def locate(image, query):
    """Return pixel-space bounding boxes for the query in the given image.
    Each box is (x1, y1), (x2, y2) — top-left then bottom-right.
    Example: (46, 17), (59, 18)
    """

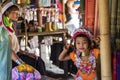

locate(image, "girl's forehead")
(76, 37), (88, 41)
(76, 36), (87, 39)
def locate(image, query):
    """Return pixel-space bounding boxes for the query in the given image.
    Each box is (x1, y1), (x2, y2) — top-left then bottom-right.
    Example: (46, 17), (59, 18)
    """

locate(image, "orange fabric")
(85, 0), (95, 33)
(70, 51), (76, 61)
(91, 49), (100, 59)
(59, 14), (63, 22)
(77, 70), (97, 80)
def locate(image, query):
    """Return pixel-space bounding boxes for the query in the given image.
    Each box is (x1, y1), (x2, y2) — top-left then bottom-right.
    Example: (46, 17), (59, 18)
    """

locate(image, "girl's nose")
(79, 43), (83, 47)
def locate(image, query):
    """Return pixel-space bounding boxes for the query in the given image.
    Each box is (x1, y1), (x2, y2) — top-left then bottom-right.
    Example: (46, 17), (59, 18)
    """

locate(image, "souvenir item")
(12, 66), (41, 80)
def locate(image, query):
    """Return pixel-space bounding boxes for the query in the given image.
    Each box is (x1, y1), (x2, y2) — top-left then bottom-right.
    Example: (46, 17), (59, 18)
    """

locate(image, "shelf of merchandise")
(17, 29), (67, 37)
(17, 29), (69, 75)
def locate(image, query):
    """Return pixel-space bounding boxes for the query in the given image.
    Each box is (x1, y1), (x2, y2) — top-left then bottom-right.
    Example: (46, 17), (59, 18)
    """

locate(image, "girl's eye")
(77, 42), (80, 44)
(83, 41), (87, 44)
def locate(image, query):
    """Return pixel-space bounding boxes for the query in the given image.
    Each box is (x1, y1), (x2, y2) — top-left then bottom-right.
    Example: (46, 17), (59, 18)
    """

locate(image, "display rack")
(18, 29), (67, 37)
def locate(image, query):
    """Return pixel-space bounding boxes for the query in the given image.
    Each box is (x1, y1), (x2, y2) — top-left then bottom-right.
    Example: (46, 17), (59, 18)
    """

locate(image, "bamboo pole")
(62, 0), (65, 29)
(98, 0), (112, 80)
(36, 0), (42, 26)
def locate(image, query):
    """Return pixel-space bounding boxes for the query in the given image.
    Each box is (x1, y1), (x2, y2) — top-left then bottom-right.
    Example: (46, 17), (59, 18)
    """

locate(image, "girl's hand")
(58, 42), (71, 61)
(64, 39), (71, 50)
(64, 43), (70, 51)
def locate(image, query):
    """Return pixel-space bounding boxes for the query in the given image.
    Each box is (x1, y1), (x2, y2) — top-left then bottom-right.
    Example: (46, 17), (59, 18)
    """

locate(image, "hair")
(74, 34), (91, 49)
(3, 5), (19, 16)
(29, 20), (34, 25)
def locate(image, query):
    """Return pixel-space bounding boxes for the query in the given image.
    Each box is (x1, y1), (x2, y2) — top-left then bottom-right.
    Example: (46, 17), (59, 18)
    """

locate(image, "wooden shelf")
(17, 29), (67, 37)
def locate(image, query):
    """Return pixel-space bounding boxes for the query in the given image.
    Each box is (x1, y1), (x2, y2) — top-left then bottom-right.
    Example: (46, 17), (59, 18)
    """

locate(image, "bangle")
(15, 58), (23, 65)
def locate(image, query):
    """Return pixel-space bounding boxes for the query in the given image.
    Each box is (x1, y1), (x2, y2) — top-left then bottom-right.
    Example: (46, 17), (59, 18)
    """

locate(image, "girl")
(59, 27), (99, 80)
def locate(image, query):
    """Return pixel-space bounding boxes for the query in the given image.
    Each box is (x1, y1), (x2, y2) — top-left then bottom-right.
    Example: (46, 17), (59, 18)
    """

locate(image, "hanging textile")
(79, 0), (85, 25)
(110, 0), (120, 50)
(94, 0), (100, 37)
(51, 0), (56, 5)
(116, 0), (120, 39)
(110, 0), (117, 50)
(110, 0), (120, 79)
(112, 52), (116, 80)
(39, 0), (51, 7)
(85, 0), (95, 33)
(116, 50), (120, 80)
(56, 0), (63, 23)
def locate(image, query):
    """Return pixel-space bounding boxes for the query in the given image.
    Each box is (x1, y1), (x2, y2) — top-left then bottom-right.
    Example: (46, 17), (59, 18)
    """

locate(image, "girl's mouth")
(79, 48), (84, 50)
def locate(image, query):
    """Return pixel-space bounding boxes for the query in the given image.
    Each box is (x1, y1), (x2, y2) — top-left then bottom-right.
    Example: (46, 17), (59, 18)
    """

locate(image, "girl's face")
(8, 10), (19, 21)
(75, 37), (89, 52)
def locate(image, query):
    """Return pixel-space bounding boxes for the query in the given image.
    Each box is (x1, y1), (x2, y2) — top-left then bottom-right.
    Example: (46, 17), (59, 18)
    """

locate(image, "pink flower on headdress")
(72, 26), (93, 41)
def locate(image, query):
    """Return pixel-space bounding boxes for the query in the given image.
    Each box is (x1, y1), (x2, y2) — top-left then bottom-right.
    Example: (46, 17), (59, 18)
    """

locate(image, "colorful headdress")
(72, 26), (93, 41)
(1, 1), (14, 14)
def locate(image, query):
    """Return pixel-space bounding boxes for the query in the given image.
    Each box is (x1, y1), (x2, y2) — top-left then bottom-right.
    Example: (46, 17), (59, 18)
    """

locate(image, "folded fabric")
(12, 66), (41, 80)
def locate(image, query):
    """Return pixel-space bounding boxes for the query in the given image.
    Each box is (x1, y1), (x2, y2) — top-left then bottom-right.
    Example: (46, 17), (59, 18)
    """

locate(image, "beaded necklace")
(74, 50), (96, 74)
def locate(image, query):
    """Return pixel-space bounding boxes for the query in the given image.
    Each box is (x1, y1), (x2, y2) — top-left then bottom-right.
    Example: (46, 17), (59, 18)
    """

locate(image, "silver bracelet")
(15, 58), (23, 65)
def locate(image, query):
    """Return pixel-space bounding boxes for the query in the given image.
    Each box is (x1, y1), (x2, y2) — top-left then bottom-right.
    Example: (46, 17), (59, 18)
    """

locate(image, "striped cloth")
(110, 0), (120, 50)
(85, 0), (95, 33)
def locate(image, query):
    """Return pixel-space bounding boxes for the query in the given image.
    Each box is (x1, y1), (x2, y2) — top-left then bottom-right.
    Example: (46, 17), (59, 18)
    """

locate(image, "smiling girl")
(58, 26), (99, 80)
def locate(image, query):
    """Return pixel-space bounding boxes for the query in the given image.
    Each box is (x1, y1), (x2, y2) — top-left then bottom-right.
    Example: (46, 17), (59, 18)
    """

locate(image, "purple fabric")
(12, 67), (41, 80)
(116, 50), (120, 80)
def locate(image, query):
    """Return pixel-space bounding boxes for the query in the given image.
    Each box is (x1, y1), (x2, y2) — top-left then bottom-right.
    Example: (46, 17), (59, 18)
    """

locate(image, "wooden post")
(99, 0), (112, 80)
(36, 0), (42, 26)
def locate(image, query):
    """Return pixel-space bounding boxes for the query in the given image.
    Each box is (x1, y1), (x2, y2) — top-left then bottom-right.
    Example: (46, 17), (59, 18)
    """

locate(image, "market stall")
(0, 0), (118, 80)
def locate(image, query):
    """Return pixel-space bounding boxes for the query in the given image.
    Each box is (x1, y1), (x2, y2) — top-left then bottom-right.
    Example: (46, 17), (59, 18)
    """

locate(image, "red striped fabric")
(85, 0), (95, 33)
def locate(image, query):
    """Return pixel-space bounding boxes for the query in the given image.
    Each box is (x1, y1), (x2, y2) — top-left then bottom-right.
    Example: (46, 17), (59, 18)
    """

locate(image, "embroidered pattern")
(74, 52), (96, 75)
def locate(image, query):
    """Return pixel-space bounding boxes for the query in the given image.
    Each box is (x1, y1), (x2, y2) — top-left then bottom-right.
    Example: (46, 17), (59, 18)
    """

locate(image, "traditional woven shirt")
(70, 49), (99, 80)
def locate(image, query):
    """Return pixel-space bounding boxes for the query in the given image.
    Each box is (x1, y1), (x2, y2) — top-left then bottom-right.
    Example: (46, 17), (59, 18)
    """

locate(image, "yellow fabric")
(16, 63), (34, 73)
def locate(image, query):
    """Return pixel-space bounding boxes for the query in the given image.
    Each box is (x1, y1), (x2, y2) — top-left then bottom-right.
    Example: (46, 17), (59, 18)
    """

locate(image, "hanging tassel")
(26, 0), (30, 5)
